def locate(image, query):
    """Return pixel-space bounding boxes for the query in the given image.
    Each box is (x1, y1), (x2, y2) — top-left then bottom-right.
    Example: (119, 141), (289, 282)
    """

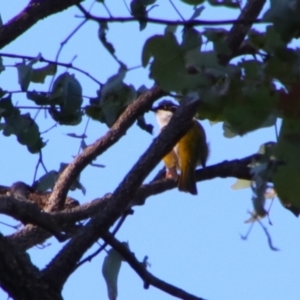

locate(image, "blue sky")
(1, 1), (300, 300)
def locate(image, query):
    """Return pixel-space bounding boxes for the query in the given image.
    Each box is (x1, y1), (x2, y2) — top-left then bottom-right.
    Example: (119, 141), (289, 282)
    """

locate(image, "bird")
(152, 100), (208, 195)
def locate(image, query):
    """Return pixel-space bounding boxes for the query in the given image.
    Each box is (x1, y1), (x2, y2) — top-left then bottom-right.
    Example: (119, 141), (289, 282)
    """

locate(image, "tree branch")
(46, 86), (166, 212)
(0, 52), (102, 86)
(0, 194), (68, 241)
(5, 154), (257, 250)
(102, 232), (206, 300)
(0, 234), (62, 300)
(0, 0), (84, 50)
(41, 100), (201, 289)
(77, 4), (265, 27)
(219, 0), (267, 64)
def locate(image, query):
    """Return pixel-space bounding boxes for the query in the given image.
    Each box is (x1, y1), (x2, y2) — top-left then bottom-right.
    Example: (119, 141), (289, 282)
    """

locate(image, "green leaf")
(140, 0), (156, 4)
(185, 50), (237, 78)
(263, 0), (300, 43)
(137, 115), (153, 134)
(98, 22), (115, 55)
(181, 27), (202, 54)
(202, 28), (230, 55)
(59, 163), (86, 194)
(31, 63), (57, 83)
(49, 72), (83, 125)
(190, 5), (205, 20)
(222, 121), (238, 138)
(49, 107), (83, 125)
(272, 118), (300, 215)
(16, 61), (33, 91)
(0, 89), (6, 98)
(66, 133), (87, 139)
(142, 32), (208, 92)
(102, 243), (128, 300)
(264, 49), (300, 85)
(130, 0), (156, 30)
(27, 91), (59, 106)
(15, 54), (41, 91)
(90, 162), (105, 168)
(33, 171), (59, 192)
(222, 80), (278, 135)
(2, 113), (45, 153)
(0, 95), (20, 118)
(100, 67), (127, 100)
(207, 0), (239, 8)
(86, 68), (136, 127)
(0, 56), (5, 74)
(50, 72), (83, 114)
(231, 179), (251, 190)
(180, 0), (205, 5)
(81, 139), (87, 150)
(130, 0), (147, 31)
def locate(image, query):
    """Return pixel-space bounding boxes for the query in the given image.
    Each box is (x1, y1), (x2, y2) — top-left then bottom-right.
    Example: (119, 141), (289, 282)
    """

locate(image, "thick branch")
(46, 86), (165, 211)
(0, 234), (62, 300)
(102, 232), (205, 300)
(0, 195), (68, 241)
(6, 154), (256, 250)
(42, 100), (200, 288)
(219, 0), (267, 64)
(0, 0), (83, 50)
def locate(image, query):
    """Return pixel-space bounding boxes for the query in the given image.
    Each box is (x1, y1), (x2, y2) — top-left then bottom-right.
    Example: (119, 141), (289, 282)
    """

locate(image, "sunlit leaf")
(31, 63), (57, 83)
(15, 54), (41, 91)
(33, 171), (59, 192)
(59, 162), (86, 194)
(102, 243), (128, 300)
(272, 118), (300, 216)
(231, 179), (251, 190)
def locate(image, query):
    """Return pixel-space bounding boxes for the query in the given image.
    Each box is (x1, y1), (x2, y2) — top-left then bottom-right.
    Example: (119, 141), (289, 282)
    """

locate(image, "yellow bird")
(152, 100), (208, 195)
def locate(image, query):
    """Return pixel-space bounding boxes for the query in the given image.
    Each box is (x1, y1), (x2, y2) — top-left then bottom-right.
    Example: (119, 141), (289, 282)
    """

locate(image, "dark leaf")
(33, 171), (59, 192)
(31, 63), (57, 83)
(137, 115), (153, 134)
(98, 22), (115, 55)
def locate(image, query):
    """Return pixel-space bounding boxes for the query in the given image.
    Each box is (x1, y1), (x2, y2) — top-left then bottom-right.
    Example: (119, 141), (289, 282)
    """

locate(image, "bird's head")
(151, 100), (178, 128)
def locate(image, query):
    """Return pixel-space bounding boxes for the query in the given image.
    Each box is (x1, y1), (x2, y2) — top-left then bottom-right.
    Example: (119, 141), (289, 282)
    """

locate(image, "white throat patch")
(155, 110), (174, 128)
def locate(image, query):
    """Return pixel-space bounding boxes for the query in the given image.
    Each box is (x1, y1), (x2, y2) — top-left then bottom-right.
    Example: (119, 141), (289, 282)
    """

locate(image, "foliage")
(0, 0), (300, 299)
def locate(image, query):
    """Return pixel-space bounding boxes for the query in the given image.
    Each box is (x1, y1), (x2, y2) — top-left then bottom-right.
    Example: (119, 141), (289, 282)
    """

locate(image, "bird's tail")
(178, 167), (197, 195)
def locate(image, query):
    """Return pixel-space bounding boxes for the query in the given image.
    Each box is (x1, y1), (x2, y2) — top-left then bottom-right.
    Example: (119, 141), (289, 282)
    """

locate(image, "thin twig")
(169, 0), (185, 21)
(102, 233), (206, 300)
(0, 53), (102, 86)
(76, 5), (265, 27)
(77, 117), (90, 155)
(75, 210), (133, 269)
